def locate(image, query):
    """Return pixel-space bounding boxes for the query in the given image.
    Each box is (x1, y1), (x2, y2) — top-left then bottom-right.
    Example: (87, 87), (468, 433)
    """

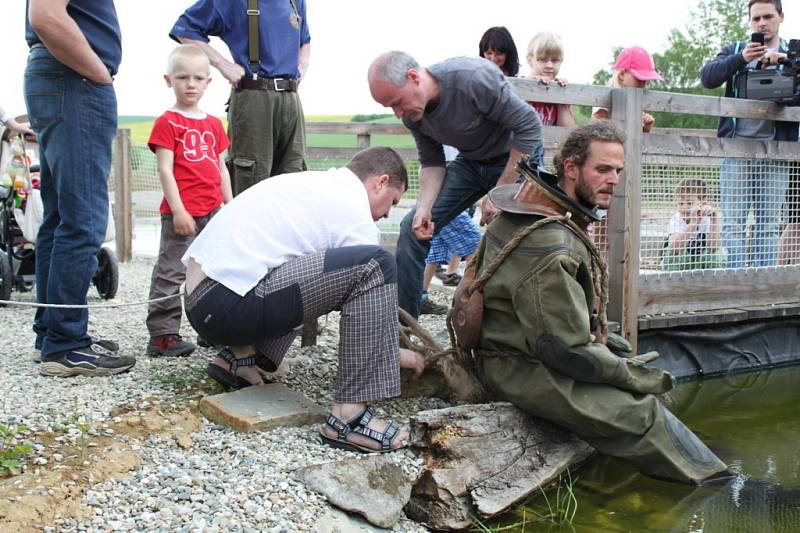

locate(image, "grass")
(0, 424), (33, 476)
(472, 471), (580, 532)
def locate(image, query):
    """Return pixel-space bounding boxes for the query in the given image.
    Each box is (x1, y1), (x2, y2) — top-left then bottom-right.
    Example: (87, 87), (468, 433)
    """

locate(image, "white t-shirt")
(667, 212), (710, 237)
(183, 167), (379, 296)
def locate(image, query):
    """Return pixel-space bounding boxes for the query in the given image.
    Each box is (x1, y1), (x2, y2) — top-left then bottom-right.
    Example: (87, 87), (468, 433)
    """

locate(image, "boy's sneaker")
(146, 334), (196, 357)
(197, 336), (215, 348)
(434, 265), (448, 281)
(442, 273), (463, 287)
(33, 338), (120, 363)
(420, 298), (448, 315)
(40, 344), (135, 377)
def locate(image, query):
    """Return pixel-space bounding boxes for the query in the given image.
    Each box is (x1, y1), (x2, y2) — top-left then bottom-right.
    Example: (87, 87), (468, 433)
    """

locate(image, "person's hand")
(762, 50), (787, 67)
(412, 208), (434, 240)
(173, 210), (197, 236)
(553, 77), (569, 87)
(399, 348), (426, 378)
(218, 59), (246, 86)
(742, 42), (767, 63)
(479, 196), (499, 226)
(696, 202), (716, 219)
(642, 112), (655, 133)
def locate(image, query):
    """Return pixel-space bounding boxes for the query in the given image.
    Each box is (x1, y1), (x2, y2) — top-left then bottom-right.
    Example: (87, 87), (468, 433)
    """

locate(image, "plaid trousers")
(185, 245), (400, 403)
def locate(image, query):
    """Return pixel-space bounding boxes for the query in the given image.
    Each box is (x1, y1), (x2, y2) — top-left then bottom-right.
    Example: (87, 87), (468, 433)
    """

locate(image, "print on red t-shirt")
(147, 110), (231, 216)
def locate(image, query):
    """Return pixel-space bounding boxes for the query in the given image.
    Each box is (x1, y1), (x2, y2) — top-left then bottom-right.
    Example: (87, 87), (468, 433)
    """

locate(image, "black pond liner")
(639, 316), (800, 382)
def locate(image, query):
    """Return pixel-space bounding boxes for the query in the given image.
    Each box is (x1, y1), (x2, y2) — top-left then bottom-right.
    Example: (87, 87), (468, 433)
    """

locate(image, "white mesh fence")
(114, 141), (800, 269)
(640, 157), (799, 271)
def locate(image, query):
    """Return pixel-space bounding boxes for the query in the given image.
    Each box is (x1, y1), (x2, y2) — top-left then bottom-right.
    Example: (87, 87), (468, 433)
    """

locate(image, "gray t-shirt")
(403, 57), (541, 168)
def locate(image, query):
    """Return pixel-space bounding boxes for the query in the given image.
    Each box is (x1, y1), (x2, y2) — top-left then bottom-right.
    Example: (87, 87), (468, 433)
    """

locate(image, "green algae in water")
(487, 365), (800, 532)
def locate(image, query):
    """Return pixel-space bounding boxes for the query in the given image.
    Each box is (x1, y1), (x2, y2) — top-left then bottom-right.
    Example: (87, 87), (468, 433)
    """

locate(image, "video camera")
(739, 39), (800, 106)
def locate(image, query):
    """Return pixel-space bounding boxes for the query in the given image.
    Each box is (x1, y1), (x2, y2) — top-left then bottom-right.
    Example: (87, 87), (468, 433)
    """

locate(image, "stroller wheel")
(93, 247), (119, 300)
(0, 250), (12, 305)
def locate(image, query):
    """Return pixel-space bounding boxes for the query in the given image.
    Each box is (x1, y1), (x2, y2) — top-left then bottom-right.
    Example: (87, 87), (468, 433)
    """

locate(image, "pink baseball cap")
(613, 46), (663, 81)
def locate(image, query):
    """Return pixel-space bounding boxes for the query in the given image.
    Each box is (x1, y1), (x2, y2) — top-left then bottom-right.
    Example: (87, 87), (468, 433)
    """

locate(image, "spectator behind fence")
(662, 177), (726, 271)
(170, 0), (310, 195)
(181, 147), (425, 453)
(524, 31), (577, 168)
(145, 44), (232, 358)
(478, 26), (520, 77)
(700, 0), (796, 268)
(592, 46), (662, 133)
(474, 121), (729, 484)
(27, 0), (135, 378)
(368, 51), (542, 319)
(0, 104), (35, 137)
(778, 161), (800, 265)
(591, 46), (663, 256)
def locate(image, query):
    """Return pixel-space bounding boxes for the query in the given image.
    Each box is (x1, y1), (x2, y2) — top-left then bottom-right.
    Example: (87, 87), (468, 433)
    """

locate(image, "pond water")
(490, 365), (800, 532)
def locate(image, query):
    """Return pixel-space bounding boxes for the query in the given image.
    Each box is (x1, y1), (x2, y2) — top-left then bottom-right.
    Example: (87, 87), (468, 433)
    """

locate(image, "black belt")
(237, 77), (298, 92)
(474, 152), (509, 166)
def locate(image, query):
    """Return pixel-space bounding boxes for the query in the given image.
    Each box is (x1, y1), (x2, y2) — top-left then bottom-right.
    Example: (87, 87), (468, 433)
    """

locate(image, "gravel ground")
(0, 256), (454, 532)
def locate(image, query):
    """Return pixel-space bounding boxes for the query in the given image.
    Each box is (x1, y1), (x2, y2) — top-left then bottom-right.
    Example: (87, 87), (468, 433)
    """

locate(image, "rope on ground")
(0, 291), (183, 309)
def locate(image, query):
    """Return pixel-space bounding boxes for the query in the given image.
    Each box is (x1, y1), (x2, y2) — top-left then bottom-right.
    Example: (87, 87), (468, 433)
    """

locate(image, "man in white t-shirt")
(183, 147), (422, 453)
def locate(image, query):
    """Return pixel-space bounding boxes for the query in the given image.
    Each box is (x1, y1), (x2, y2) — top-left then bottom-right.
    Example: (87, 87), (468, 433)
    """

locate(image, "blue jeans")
(397, 154), (507, 317)
(24, 46), (118, 359)
(720, 158), (789, 268)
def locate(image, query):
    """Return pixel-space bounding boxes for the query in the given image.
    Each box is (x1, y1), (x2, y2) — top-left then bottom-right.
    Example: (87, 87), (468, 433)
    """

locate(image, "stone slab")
(297, 455), (413, 529)
(200, 383), (326, 432)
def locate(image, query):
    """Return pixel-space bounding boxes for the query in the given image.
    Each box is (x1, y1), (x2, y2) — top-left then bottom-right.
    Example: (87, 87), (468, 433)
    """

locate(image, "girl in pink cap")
(592, 45), (663, 132)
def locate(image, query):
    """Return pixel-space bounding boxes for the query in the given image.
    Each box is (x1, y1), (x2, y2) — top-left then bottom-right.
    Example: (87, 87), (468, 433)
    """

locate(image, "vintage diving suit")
(474, 162), (728, 484)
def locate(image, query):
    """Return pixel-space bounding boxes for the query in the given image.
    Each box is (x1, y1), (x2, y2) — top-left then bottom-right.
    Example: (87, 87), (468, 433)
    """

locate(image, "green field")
(121, 115), (413, 148)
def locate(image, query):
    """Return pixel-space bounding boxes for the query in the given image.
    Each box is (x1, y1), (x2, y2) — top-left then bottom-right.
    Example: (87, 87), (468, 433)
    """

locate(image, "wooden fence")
(112, 81), (800, 350)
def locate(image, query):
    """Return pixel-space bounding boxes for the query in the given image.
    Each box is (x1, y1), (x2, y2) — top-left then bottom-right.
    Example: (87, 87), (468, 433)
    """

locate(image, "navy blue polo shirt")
(25, 0), (122, 76)
(170, 0), (310, 79)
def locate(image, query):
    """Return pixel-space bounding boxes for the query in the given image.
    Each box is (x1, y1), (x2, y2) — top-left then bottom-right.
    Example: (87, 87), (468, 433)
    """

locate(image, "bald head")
(367, 51), (419, 86)
(368, 51), (432, 122)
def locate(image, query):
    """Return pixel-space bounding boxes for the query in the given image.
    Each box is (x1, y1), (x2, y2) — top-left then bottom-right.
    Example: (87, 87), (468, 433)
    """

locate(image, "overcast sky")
(2, 1), (799, 117)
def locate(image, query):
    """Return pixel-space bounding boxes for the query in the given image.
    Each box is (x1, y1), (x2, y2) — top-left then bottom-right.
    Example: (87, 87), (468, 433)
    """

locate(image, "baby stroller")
(0, 123), (118, 305)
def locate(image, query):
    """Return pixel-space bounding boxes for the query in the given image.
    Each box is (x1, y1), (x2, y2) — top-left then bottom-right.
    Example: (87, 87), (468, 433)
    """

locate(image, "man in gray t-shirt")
(368, 51), (542, 318)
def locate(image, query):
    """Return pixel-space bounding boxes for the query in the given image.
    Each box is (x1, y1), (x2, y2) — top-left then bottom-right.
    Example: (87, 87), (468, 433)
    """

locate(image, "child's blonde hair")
(166, 44), (210, 75)
(676, 177), (709, 200)
(526, 32), (564, 68)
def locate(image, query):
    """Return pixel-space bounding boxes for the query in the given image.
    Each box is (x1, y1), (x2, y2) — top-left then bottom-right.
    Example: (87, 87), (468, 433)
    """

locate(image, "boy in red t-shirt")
(145, 44), (232, 356)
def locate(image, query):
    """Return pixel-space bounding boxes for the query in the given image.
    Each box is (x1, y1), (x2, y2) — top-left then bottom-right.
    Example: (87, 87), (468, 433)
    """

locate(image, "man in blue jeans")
(700, 0), (796, 268)
(25, 0), (135, 377)
(368, 51), (542, 318)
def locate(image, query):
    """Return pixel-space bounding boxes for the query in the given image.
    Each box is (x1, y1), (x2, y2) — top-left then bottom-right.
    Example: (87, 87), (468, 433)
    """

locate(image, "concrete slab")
(200, 383), (326, 432)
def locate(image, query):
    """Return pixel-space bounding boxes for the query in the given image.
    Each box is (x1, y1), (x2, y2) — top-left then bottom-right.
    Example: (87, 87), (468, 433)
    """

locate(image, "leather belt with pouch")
(237, 77), (298, 92)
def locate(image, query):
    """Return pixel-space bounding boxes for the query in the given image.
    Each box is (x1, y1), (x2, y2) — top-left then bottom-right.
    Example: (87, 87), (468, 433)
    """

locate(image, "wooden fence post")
(356, 132), (371, 148)
(113, 128), (133, 262)
(608, 88), (643, 351)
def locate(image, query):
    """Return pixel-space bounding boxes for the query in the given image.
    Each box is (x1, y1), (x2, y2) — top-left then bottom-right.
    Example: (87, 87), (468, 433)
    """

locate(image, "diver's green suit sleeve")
(512, 252), (673, 394)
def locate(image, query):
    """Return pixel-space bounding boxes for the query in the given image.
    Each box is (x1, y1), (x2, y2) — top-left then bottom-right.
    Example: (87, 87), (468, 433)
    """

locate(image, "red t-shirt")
(531, 101), (558, 126)
(148, 110), (230, 216)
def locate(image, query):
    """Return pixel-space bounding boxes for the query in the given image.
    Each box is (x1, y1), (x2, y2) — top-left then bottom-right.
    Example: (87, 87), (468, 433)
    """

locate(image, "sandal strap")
(355, 420), (401, 451)
(216, 348), (256, 373)
(325, 413), (356, 439)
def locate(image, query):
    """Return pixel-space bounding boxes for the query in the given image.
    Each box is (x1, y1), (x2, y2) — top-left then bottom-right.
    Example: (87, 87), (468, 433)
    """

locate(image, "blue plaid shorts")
(426, 210), (482, 264)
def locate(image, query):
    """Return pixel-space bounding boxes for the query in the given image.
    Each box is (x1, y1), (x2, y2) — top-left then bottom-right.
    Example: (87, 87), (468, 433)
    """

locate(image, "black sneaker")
(420, 298), (448, 315)
(442, 273), (463, 287)
(196, 336), (215, 348)
(33, 338), (119, 363)
(39, 344), (136, 377)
